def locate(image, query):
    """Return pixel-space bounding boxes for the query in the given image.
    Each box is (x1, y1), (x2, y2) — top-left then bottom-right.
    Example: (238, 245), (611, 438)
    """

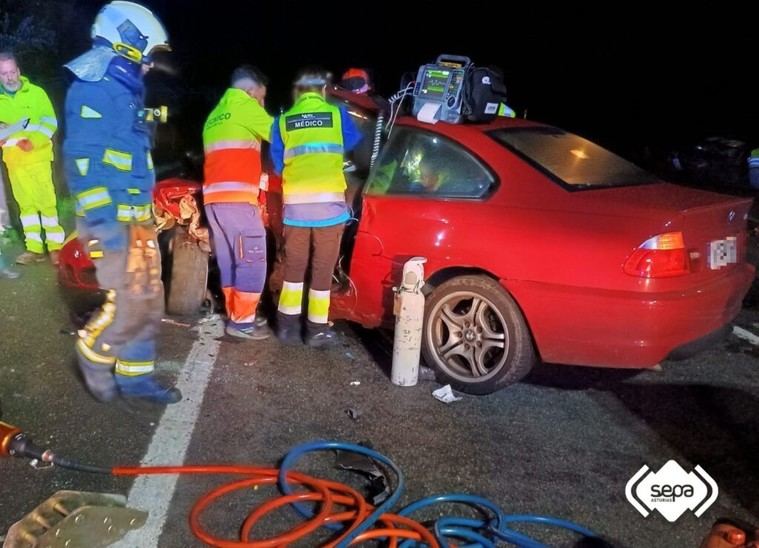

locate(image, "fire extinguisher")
(391, 257), (427, 387)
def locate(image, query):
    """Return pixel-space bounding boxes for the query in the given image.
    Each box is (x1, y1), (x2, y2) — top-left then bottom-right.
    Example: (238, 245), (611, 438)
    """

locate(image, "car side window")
(366, 128), (495, 198)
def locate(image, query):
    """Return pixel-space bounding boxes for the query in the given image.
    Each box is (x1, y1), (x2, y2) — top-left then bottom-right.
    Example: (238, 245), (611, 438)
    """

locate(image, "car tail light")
(623, 231), (690, 278)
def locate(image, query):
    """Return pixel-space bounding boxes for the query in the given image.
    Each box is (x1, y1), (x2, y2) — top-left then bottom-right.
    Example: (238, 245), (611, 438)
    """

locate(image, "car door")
(344, 126), (497, 327)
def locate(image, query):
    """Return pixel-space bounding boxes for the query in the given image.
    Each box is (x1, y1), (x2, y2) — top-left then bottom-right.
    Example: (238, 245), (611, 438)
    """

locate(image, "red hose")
(112, 465), (439, 547)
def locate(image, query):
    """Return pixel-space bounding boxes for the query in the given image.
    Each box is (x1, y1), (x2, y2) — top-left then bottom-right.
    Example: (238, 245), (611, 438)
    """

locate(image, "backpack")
(463, 67), (509, 123)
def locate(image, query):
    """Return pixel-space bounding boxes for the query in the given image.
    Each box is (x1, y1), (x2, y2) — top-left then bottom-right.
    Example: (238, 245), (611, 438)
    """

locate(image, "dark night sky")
(68, 1), (759, 156)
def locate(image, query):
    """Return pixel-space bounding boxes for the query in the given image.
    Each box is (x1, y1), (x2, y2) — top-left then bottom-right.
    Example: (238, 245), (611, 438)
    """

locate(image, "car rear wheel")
(422, 275), (535, 395)
(165, 226), (209, 316)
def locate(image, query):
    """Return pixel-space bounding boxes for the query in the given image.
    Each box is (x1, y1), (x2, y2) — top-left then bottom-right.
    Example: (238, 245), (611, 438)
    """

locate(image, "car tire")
(422, 275), (535, 395)
(165, 226), (209, 316)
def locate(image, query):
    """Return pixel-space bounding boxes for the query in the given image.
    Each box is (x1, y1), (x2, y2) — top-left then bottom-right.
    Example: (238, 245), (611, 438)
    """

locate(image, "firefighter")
(0, 51), (65, 264)
(270, 68), (362, 347)
(62, 1), (180, 404)
(202, 66), (274, 339)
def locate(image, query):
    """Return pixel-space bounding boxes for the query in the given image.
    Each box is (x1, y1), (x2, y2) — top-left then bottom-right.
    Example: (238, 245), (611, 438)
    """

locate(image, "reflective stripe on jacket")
(278, 92), (346, 205)
(62, 68), (154, 231)
(0, 76), (57, 166)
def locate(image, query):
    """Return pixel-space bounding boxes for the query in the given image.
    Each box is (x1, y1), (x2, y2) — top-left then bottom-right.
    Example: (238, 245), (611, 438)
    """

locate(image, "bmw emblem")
(728, 210), (736, 222)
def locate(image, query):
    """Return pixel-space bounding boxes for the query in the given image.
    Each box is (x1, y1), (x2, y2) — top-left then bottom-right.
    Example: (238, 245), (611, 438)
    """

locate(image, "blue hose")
(278, 440), (405, 547)
(279, 440), (600, 547)
(399, 493), (601, 547)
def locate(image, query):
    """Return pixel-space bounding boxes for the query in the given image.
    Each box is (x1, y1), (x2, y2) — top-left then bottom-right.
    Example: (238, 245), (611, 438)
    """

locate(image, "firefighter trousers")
(75, 221), (164, 394)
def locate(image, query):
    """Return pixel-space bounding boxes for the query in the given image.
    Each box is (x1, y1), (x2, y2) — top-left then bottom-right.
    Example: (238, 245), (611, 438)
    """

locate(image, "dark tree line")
(0, 0), (97, 87)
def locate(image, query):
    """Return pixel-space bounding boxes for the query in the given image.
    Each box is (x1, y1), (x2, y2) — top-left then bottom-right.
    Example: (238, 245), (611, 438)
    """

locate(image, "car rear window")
(490, 127), (657, 189)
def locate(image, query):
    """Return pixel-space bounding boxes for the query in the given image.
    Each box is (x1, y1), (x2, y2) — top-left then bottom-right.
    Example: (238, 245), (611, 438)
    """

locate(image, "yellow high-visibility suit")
(0, 76), (64, 254)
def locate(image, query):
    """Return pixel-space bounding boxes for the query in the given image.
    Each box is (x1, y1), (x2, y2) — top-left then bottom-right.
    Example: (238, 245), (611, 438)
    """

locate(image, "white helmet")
(65, 1), (169, 82)
(92, 1), (170, 64)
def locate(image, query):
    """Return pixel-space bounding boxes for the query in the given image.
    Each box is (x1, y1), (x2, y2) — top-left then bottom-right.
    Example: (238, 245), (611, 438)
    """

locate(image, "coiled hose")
(369, 111), (385, 170)
(39, 439), (601, 547)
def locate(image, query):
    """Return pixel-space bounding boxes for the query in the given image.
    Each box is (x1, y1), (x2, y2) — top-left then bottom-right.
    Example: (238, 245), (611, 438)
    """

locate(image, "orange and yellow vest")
(202, 88), (273, 205)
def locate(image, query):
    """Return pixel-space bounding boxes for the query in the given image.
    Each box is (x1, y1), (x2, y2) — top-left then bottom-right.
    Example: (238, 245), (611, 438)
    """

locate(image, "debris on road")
(344, 407), (361, 420)
(197, 314), (222, 325)
(432, 384), (463, 404)
(733, 325), (759, 346)
(161, 318), (192, 328)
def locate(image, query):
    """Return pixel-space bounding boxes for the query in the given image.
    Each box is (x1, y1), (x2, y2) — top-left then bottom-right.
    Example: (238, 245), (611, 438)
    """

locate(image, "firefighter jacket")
(62, 59), (154, 250)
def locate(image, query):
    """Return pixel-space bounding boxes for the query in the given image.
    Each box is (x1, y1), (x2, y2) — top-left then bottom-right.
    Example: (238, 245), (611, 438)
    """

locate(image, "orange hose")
(112, 465), (440, 548)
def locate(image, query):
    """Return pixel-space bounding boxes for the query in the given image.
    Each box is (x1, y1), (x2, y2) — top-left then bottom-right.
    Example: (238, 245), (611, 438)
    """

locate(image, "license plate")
(709, 237), (737, 269)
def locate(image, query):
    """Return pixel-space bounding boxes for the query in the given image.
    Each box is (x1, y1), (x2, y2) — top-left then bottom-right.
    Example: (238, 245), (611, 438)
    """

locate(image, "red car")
(60, 89), (755, 394)
(58, 177), (210, 321)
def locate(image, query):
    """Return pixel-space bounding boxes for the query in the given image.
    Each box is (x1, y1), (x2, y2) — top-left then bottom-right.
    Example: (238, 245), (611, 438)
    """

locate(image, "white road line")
(113, 316), (224, 548)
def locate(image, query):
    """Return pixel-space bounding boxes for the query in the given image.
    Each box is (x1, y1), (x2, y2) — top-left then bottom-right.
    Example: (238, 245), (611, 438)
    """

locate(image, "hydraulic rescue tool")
(1, 422), (146, 548)
(2, 421), (609, 547)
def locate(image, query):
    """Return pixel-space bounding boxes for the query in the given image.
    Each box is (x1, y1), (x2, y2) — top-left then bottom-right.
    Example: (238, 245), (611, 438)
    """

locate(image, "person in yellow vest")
(269, 68), (362, 347)
(0, 51), (65, 265)
(203, 66), (274, 339)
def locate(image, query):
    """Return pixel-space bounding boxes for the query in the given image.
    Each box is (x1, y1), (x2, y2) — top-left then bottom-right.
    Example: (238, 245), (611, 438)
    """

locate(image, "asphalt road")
(1, 254), (758, 547)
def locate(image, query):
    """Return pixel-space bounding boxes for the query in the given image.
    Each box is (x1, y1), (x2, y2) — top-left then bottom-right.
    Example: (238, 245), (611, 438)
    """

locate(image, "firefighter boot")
(77, 359), (118, 403)
(305, 321), (339, 349)
(115, 375), (182, 404)
(276, 312), (302, 345)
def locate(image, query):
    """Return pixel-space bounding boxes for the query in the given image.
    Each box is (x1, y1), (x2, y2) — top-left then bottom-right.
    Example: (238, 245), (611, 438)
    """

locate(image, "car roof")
(396, 114), (551, 138)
